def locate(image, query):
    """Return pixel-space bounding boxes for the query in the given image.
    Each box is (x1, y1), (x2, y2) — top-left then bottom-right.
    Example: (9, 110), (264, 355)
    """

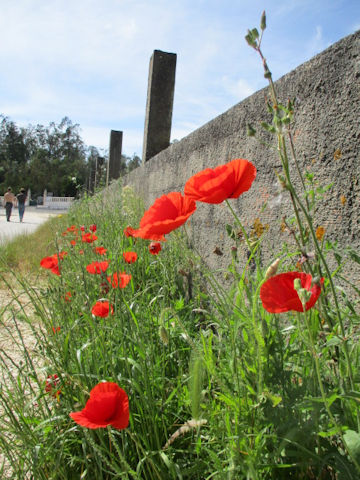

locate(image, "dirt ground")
(0, 287), (39, 478)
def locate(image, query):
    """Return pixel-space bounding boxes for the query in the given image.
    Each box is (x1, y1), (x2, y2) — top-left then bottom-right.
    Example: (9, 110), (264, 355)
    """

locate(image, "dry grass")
(0, 214), (68, 276)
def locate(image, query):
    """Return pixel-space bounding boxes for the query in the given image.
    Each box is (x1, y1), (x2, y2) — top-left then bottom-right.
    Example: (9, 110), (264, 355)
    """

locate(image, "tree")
(0, 115), (29, 192)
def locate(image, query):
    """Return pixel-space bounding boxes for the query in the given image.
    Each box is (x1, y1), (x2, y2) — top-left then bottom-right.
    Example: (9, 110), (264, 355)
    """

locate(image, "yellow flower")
(340, 195), (346, 206)
(333, 148), (342, 161)
(316, 226), (325, 241)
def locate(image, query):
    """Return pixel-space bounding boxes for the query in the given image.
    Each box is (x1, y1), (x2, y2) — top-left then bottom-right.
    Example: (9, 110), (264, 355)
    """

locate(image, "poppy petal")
(260, 272), (323, 313)
(184, 159), (256, 204)
(132, 192), (196, 240)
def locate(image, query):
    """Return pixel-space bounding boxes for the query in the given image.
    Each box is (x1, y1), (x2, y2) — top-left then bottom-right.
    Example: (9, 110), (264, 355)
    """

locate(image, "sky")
(0, 0), (359, 158)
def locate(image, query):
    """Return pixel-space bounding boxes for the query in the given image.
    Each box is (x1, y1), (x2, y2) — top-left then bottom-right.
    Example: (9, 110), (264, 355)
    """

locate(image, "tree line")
(0, 115), (141, 200)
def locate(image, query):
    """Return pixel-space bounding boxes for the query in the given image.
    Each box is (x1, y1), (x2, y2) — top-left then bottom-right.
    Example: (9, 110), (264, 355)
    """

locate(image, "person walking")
(16, 188), (27, 223)
(3, 187), (16, 221)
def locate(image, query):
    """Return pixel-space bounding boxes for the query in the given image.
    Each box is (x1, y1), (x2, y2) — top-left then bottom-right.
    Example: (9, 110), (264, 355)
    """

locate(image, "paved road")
(0, 206), (67, 244)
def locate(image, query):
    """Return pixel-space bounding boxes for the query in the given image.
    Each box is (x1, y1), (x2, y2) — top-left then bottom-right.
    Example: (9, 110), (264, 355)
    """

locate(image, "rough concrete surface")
(122, 31), (360, 292)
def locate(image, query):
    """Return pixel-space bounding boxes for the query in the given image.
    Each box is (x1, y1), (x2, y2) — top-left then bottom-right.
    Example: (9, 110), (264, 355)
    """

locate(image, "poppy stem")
(224, 200), (252, 252)
(301, 311), (360, 473)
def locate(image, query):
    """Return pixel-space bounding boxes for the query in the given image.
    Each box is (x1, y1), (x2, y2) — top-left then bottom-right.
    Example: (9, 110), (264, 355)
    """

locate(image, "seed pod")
(264, 258), (280, 280)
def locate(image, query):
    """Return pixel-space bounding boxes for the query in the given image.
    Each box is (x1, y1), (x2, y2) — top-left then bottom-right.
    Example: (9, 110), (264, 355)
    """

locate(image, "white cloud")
(0, 0), (358, 157)
(220, 76), (255, 101)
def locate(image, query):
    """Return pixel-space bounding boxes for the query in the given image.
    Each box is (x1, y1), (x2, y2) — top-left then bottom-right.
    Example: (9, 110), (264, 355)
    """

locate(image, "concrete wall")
(122, 31), (360, 288)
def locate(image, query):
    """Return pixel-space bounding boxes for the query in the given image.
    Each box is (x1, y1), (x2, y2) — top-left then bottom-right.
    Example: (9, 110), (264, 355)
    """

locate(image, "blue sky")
(0, 0), (359, 157)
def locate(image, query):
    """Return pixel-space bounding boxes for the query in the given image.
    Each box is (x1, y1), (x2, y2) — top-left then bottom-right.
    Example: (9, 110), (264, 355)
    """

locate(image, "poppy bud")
(260, 11), (266, 31)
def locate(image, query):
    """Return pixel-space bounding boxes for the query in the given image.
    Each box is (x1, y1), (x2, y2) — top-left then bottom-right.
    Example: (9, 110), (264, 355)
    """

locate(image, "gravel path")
(0, 206), (67, 244)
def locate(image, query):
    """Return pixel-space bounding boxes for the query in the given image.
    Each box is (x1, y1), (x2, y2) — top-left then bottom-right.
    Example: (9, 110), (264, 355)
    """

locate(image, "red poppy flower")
(61, 231), (67, 236)
(91, 301), (114, 318)
(184, 158), (256, 204)
(70, 240), (77, 246)
(89, 224), (97, 233)
(70, 382), (129, 430)
(45, 374), (61, 398)
(86, 261), (109, 274)
(107, 272), (132, 289)
(82, 233), (98, 243)
(64, 291), (72, 302)
(260, 272), (324, 313)
(79, 250), (84, 255)
(58, 251), (68, 260)
(40, 254), (58, 270)
(124, 226), (136, 238)
(40, 254), (60, 275)
(80, 225), (85, 232)
(52, 326), (61, 334)
(123, 251), (137, 263)
(94, 246), (107, 255)
(131, 192), (196, 241)
(67, 225), (78, 233)
(149, 242), (161, 255)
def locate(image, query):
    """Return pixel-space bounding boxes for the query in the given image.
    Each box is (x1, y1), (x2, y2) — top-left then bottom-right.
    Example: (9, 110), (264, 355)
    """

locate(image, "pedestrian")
(16, 188), (27, 223)
(3, 187), (16, 222)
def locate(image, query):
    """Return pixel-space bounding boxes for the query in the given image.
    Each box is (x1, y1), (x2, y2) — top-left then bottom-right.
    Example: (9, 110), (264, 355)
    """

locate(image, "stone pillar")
(142, 50), (177, 162)
(43, 189), (47, 207)
(26, 188), (31, 206)
(107, 130), (123, 186)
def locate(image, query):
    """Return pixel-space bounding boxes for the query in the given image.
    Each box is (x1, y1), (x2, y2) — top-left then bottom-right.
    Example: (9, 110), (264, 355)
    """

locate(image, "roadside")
(0, 206), (67, 245)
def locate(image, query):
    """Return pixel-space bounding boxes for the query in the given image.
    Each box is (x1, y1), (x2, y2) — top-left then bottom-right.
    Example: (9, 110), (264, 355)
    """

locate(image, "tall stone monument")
(142, 50), (177, 162)
(107, 130), (123, 186)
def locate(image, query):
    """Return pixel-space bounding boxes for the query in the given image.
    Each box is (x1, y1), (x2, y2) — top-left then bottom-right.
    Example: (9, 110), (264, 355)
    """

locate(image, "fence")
(43, 196), (74, 209)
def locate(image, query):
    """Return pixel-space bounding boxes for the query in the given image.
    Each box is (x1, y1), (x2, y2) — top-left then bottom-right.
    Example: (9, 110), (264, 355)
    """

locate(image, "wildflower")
(70, 240), (77, 246)
(184, 158), (256, 204)
(52, 326), (61, 334)
(80, 225), (85, 232)
(86, 261), (109, 274)
(82, 233), (98, 243)
(40, 254), (60, 275)
(107, 272), (132, 289)
(124, 226), (136, 237)
(91, 301), (114, 318)
(149, 242), (161, 255)
(131, 192), (196, 241)
(70, 382), (129, 430)
(64, 291), (72, 302)
(45, 374), (61, 399)
(316, 226), (325, 241)
(333, 148), (342, 161)
(89, 224), (97, 233)
(79, 250), (84, 255)
(67, 225), (78, 233)
(123, 251), (137, 263)
(94, 246), (107, 255)
(260, 272), (323, 313)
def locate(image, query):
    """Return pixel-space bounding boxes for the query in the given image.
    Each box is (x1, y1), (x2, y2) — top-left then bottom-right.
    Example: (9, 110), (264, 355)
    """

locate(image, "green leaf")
(343, 430), (360, 463)
(226, 224), (236, 240)
(348, 250), (360, 265)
